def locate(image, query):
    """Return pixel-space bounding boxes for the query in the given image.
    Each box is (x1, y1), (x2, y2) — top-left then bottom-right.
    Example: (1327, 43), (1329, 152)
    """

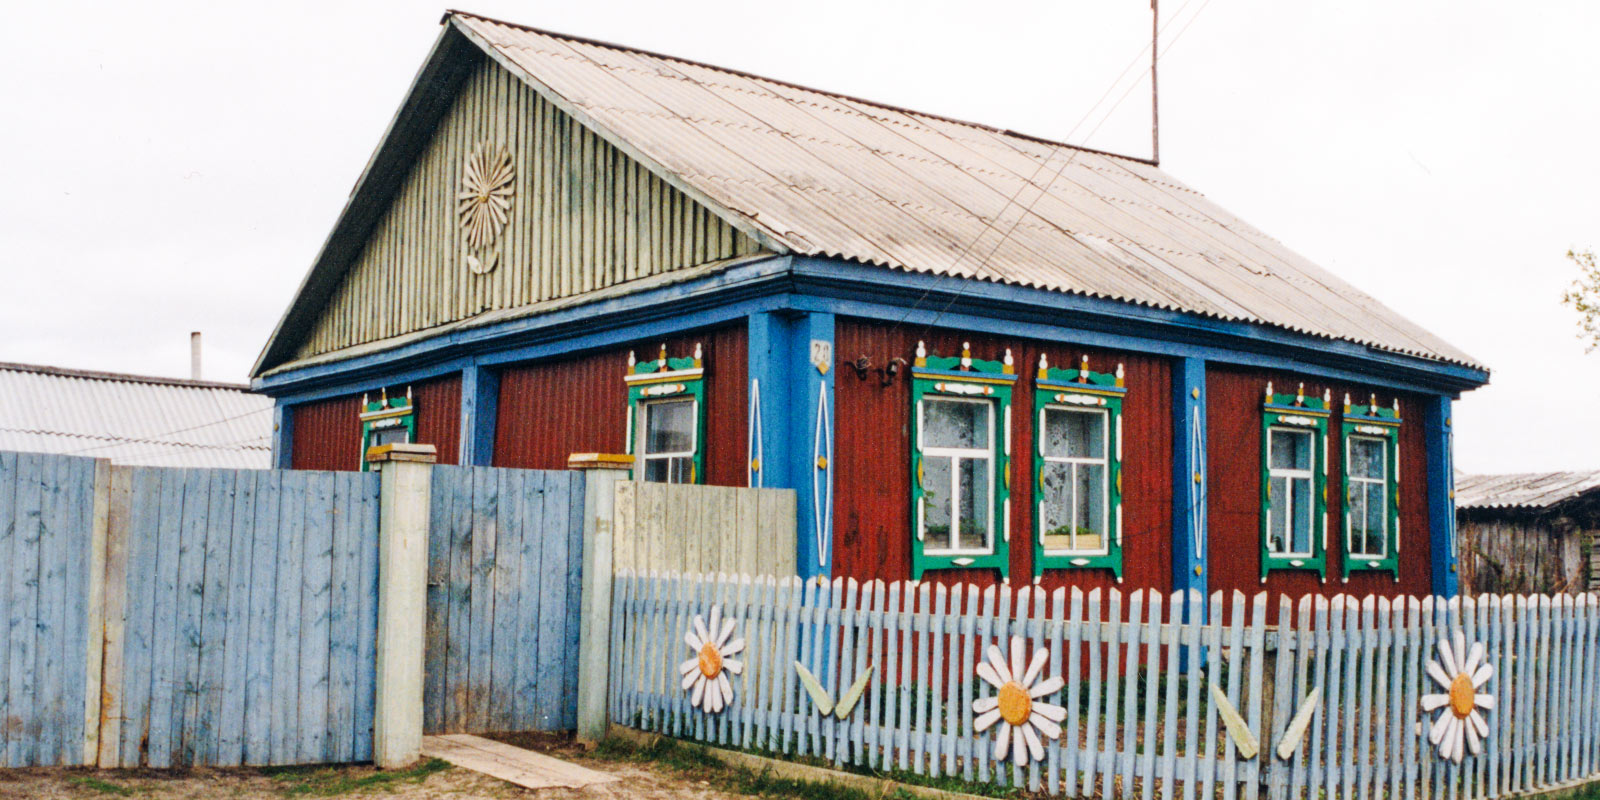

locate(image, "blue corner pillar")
(458, 364), (501, 466)
(1171, 357), (1208, 615)
(272, 401), (295, 469)
(748, 309), (835, 581)
(1425, 394), (1459, 598)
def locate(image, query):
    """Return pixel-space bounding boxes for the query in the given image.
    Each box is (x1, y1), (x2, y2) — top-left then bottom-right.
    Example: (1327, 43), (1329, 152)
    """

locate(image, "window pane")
(958, 457), (989, 550)
(1043, 408), (1105, 459)
(1347, 483), (1367, 553)
(370, 427), (409, 448)
(1350, 438), (1384, 480)
(1268, 477), (1288, 553)
(925, 399), (989, 449)
(645, 400), (695, 454)
(1365, 482), (1386, 555)
(1270, 429), (1312, 471)
(922, 455), (953, 548)
(1291, 477), (1313, 554)
(643, 456), (692, 484)
(1076, 462), (1107, 551)
(1039, 462), (1073, 551)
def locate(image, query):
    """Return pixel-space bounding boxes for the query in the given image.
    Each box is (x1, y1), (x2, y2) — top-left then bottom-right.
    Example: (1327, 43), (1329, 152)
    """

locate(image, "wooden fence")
(424, 465), (585, 734)
(612, 481), (796, 577)
(610, 572), (1600, 800)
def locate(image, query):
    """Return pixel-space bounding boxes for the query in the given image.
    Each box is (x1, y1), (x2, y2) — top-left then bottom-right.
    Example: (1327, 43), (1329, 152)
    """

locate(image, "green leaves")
(794, 662), (875, 719)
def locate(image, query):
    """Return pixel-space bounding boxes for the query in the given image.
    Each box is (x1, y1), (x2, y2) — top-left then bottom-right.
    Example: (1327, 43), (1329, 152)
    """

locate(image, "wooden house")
(1455, 471), (1600, 596)
(252, 11), (1489, 601)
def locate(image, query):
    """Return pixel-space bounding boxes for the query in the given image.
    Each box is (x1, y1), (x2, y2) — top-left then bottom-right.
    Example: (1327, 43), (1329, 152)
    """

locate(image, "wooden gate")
(423, 465), (584, 734)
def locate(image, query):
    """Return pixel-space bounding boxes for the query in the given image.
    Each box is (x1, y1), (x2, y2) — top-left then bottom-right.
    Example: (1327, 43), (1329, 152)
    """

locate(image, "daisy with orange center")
(972, 636), (1067, 766)
(679, 605), (744, 714)
(1421, 631), (1495, 763)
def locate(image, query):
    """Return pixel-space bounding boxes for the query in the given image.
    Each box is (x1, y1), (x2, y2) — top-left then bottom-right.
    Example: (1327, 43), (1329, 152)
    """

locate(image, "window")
(1260, 383), (1329, 580)
(910, 342), (1014, 578)
(359, 387), (415, 471)
(625, 343), (706, 484)
(1033, 354), (1125, 578)
(1340, 395), (1401, 580)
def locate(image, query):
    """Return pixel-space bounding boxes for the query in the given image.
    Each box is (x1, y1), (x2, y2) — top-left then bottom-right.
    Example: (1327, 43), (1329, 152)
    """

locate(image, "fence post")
(569, 453), (633, 745)
(370, 443), (436, 768)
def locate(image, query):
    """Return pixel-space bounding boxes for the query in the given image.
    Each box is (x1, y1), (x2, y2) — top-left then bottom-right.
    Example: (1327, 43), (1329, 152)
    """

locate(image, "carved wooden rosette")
(458, 140), (515, 274)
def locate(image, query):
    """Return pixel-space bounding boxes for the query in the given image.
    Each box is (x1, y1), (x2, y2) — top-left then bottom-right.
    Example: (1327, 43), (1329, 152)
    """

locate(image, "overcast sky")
(2, 1), (1595, 473)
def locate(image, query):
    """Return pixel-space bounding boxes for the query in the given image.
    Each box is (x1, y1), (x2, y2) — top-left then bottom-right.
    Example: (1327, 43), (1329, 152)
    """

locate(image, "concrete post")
(569, 453), (633, 745)
(369, 442), (436, 768)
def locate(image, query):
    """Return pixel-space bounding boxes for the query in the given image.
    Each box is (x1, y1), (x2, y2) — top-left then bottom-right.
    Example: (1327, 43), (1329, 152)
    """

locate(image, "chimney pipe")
(190, 332), (202, 381)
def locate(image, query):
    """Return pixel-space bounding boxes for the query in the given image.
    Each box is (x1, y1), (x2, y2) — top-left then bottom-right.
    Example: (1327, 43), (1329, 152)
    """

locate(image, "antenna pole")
(1151, 0), (1160, 165)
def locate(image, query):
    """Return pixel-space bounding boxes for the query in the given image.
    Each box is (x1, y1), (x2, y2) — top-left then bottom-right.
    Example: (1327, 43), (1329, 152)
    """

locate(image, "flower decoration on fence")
(972, 636), (1066, 766)
(1422, 632), (1495, 762)
(679, 606), (744, 714)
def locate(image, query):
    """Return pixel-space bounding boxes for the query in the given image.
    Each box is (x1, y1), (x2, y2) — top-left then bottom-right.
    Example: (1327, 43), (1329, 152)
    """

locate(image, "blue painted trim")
(1171, 357), (1207, 616)
(1425, 395), (1459, 598)
(272, 402), (294, 470)
(746, 310), (833, 580)
(458, 365), (499, 466)
(747, 312), (794, 493)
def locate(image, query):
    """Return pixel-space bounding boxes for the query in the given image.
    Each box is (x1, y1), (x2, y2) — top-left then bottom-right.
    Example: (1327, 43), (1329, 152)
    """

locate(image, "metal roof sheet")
(0, 362), (273, 469)
(450, 11), (1482, 370)
(1454, 471), (1600, 511)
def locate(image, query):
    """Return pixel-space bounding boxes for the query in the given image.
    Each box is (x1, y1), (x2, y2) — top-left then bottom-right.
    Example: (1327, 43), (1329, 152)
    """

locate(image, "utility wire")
(58, 404), (274, 456)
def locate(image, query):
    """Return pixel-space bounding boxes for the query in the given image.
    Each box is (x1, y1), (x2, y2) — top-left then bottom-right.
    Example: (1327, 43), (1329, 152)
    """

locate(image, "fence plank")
(0, 453), (16, 763)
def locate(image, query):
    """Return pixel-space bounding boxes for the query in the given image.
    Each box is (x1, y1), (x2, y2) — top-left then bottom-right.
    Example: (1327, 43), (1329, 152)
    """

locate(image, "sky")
(1, 1), (1596, 473)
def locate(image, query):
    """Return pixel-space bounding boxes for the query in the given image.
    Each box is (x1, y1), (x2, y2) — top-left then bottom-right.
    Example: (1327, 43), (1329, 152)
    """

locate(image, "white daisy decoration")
(678, 605), (744, 714)
(1422, 631), (1495, 763)
(972, 636), (1066, 766)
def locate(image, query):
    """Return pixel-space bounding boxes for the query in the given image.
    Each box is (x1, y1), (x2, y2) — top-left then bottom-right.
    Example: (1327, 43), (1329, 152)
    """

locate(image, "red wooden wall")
(831, 317), (1174, 596)
(492, 325), (747, 486)
(1205, 366), (1432, 602)
(289, 374), (461, 471)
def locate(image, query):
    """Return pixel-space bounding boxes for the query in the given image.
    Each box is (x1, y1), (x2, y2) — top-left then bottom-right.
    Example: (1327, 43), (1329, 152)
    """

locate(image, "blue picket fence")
(424, 465), (584, 735)
(610, 572), (1600, 800)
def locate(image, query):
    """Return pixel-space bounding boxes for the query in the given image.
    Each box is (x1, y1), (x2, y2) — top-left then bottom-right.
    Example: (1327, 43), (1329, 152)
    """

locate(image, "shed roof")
(0, 362), (273, 469)
(256, 11), (1485, 376)
(1454, 471), (1600, 511)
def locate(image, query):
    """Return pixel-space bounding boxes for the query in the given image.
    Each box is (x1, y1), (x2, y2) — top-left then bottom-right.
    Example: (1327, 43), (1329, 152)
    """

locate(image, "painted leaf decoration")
(793, 661), (834, 716)
(833, 665), (874, 720)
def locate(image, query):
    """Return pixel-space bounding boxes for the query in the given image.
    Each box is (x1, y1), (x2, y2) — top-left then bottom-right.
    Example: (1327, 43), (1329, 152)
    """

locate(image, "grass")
(67, 775), (137, 796)
(261, 758), (451, 797)
(597, 735), (927, 800)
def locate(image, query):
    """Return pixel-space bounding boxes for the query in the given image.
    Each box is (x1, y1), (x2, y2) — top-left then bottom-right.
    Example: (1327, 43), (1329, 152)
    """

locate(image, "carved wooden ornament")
(1422, 632), (1495, 762)
(458, 141), (515, 273)
(972, 636), (1066, 766)
(678, 606), (743, 714)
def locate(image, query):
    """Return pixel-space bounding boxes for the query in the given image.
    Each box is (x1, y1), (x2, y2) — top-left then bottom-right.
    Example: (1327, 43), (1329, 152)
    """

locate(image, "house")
(1455, 471), (1600, 596)
(251, 10), (1489, 601)
(0, 361), (273, 469)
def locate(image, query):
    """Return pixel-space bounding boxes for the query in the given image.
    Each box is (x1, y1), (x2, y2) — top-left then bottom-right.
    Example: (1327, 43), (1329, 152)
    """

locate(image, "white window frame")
(637, 397), (698, 484)
(1345, 434), (1389, 559)
(1038, 405), (1111, 556)
(918, 395), (996, 556)
(1267, 426), (1316, 558)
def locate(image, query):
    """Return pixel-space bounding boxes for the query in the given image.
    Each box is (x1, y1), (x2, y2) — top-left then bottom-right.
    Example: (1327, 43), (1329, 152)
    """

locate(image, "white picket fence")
(609, 572), (1600, 799)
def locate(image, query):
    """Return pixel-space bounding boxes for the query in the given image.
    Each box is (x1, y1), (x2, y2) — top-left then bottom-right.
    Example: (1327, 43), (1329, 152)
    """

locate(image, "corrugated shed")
(1455, 471), (1600, 511)
(0, 362), (272, 469)
(444, 11), (1480, 370)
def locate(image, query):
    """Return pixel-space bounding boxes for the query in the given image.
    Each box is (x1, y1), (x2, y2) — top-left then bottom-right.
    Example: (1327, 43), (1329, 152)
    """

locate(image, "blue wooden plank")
(514, 470), (545, 732)
(170, 469), (211, 766)
(142, 466), (186, 768)
(489, 468), (522, 731)
(270, 471), (305, 763)
(563, 471), (585, 731)
(0, 451), (15, 764)
(536, 469), (572, 730)
(33, 454), (71, 766)
(423, 462), (452, 734)
(195, 469), (236, 765)
(445, 466), (473, 732)
(58, 456), (97, 766)
(467, 467), (498, 732)
(243, 471), (280, 765)
(297, 471), (334, 762)
(118, 467), (161, 767)
(7, 453), (44, 767)
(352, 472), (380, 761)
(326, 472), (360, 763)
(217, 469), (258, 766)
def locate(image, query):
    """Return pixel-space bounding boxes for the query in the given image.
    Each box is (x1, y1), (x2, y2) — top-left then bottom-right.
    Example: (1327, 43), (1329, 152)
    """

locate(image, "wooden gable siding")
(830, 317), (1174, 595)
(492, 325), (747, 486)
(289, 375), (461, 471)
(1205, 366), (1432, 607)
(293, 55), (764, 361)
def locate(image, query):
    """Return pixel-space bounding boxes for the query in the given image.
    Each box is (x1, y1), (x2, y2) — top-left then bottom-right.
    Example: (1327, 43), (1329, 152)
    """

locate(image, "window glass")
(1267, 428), (1316, 557)
(1039, 462), (1072, 550)
(958, 457), (988, 550)
(370, 427), (410, 448)
(920, 397), (994, 553)
(923, 455), (953, 546)
(1076, 462), (1106, 548)
(1270, 429), (1312, 471)
(644, 400), (695, 455)
(1347, 436), (1388, 557)
(1291, 475), (1313, 553)
(1039, 407), (1110, 554)
(925, 398), (989, 450)
(1268, 476), (1289, 553)
(1043, 407), (1105, 459)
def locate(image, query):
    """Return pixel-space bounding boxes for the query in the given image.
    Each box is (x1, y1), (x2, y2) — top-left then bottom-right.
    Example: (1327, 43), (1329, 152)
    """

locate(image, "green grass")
(262, 758), (451, 797)
(67, 775), (136, 796)
(597, 736), (923, 800)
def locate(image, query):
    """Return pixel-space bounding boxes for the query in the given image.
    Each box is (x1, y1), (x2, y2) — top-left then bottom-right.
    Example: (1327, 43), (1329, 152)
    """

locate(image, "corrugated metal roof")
(1455, 471), (1600, 511)
(0, 362), (273, 469)
(448, 11), (1482, 370)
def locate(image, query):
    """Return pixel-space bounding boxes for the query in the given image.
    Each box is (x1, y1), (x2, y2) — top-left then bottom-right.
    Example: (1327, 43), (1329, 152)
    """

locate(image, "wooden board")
(420, 734), (616, 789)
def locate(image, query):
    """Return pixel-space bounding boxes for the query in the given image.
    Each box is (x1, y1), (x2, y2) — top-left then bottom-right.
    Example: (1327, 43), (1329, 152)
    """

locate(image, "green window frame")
(1261, 383), (1331, 581)
(1032, 354), (1126, 580)
(625, 343), (706, 484)
(1340, 394), (1401, 581)
(910, 342), (1014, 578)
(359, 387), (415, 471)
